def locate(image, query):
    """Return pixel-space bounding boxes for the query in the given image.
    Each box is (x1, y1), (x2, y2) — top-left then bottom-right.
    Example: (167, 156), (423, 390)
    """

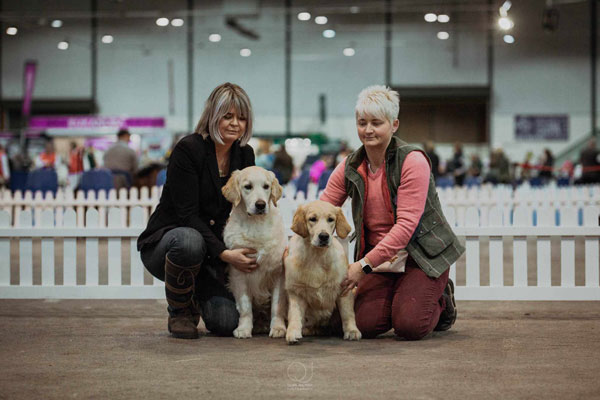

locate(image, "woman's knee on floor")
(201, 296), (239, 336)
(165, 227), (206, 266)
(355, 306), (391, 339)
(392, 313), (433, 341)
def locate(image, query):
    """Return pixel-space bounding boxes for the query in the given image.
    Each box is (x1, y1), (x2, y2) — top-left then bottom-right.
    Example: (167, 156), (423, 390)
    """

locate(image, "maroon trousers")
(354, 257), (449, 340)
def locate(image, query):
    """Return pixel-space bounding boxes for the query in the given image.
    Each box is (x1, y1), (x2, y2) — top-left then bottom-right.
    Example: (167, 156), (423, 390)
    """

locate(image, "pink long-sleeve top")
(320, 151), (431, 268)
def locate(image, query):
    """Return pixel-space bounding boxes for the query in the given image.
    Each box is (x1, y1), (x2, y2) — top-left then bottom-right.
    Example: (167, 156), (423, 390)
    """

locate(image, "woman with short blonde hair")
(321, 84), (464, 340)
(138, 82), (258, 339)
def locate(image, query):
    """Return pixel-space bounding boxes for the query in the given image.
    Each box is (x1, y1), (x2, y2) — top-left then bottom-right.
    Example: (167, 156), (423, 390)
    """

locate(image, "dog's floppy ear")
(268, 171), (283, 206)
(222, 170), (241, 207)
(335, 207), (352, 239)
(291, 205), (308, 238)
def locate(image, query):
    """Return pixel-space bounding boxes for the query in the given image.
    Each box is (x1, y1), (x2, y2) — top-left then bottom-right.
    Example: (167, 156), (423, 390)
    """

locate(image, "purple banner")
(0, 131), (42, 138)
(28, 116), (165, 129)
(22, 61), (37, 117)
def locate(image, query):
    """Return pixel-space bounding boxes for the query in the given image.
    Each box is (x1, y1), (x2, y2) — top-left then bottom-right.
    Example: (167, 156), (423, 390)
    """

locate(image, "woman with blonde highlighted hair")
(138, 82), (258, 339)
(321, 85), (464, 340)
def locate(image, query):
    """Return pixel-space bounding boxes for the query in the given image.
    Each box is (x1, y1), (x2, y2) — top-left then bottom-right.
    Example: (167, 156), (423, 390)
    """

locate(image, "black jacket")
(137, 134), (255, 263)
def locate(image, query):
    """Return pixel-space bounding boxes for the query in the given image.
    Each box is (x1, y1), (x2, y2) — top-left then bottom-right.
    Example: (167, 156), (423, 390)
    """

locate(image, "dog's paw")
(269, 326), (286, 338)
(343, 328), (362, 341)
(286, 328), (303, 344)
(233, 326), (253, 339)
(197, 316), (209, 334)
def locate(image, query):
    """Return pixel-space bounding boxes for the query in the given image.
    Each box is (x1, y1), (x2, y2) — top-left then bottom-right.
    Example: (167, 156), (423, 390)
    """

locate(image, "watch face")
(362, 264), (373, 274)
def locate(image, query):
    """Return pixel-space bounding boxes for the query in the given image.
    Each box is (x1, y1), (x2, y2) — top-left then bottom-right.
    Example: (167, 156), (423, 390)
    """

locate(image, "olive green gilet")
(344, 136), (465, 278)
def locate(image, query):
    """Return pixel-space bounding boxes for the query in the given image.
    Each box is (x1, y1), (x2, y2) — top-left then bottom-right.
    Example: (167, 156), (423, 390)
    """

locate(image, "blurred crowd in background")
(0, 132), (599, 195)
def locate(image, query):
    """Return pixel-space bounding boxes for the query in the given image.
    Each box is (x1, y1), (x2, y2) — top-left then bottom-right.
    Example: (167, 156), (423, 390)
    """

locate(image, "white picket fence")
(0, 207), (161, 299)
(445, 205), (600, 300)
(0, 202), (599, 300)
(438, 183), (600, 208)
(2, 184), (599, 228)
(0, 187), (158, 228)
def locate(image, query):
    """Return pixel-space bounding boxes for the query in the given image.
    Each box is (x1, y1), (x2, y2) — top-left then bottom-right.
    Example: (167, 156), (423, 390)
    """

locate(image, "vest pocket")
(415, 213), (452, 258)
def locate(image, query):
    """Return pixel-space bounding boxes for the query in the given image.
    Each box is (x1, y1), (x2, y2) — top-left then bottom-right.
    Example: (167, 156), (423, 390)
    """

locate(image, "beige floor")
(0, 299), (599, 400)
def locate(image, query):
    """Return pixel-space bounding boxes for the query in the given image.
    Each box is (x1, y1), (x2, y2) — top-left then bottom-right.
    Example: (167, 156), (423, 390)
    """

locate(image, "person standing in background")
(448, 143), (466, 186)
(272, 145), (294, 185)
(103, 129), (138, 189)
(539, 148), (554, 183)
(255, 138), (274, 170)
(67, 141), (84, 189)
(423, 141), (440, 180)
(35, 140), (61, 169)
(578, 138), (600, 184)
(467, 153), (482, 179)
(84, 145), (98, 170)
(0, 143), (10, 188)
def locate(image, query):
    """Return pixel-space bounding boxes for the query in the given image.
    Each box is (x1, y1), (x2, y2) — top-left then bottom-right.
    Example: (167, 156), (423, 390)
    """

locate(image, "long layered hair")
(195, 82), (253, 146)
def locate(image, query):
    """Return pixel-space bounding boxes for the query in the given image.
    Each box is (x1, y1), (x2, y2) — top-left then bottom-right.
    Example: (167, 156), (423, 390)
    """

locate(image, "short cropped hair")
(355, 85), (400, 124)
(117, 129), (130, 138)
(195, 82), (253, 146)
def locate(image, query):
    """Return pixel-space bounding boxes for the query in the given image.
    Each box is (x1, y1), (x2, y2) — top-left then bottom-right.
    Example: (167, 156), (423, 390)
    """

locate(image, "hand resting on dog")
(220, 248), (258, 273)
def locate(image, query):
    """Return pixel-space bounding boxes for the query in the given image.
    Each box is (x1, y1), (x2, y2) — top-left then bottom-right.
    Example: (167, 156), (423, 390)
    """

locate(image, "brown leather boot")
(164, 256), (203, 339)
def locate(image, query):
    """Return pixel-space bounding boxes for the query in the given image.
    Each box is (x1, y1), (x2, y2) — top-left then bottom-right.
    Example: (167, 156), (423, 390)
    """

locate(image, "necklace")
(218, 158), (229, 177)
(216, 145), (231, 177)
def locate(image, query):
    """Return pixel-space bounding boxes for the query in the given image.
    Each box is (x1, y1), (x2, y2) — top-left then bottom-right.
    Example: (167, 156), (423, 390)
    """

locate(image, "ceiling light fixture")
(240, 48), (251, 57)
(323, 29), (335, 38)
(498, 16), (514, 30)
(437, 31), (449, 40)
(503, 34), (515, 44)
(6, 27), (17, 35)
(58, 41), (69, 50)
(51, 20), (63, 28)
(298, 12), (311, 21)
(156, 18), (169, 27)
(171, 18), (184, 27)
(209, 33), (222, 42)
(424, 13), (437, 22)
(343, 48), (355, 56)
(500, 1), (512, 16)
(437, 14), (450, 23)
(101, 35), (113, 44)
(315, 16), (328, 25)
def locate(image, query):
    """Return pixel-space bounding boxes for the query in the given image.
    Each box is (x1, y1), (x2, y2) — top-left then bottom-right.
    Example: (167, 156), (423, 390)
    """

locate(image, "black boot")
(435, 279), (457, 331)
(165, 256), (202, 339)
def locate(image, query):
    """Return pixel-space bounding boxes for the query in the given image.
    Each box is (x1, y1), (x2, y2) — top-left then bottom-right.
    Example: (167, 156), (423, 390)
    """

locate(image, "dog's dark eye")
(263, 184), (269, 190)
(244, 184), (252, 190)
(308, 216), (317, 222)
(327, 217), (334, 223)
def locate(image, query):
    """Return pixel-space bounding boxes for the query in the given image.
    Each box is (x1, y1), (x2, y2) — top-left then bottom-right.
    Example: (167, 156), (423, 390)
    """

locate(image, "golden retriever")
(283, 200), (361, 344)
(222, 166), (287, 339)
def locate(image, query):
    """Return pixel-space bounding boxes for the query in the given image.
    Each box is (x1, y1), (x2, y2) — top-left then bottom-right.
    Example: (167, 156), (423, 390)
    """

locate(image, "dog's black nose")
(255, 200), (266, 210)
(318, 232), (329, 242)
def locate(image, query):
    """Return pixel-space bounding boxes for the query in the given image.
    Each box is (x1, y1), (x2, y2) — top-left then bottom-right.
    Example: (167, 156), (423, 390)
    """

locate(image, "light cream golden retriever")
(283, 200), (361, 344)
(222, 166), (287, 339)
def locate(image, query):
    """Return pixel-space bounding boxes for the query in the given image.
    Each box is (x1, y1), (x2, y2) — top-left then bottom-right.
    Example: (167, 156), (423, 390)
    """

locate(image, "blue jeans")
(140, 227), (239, 336)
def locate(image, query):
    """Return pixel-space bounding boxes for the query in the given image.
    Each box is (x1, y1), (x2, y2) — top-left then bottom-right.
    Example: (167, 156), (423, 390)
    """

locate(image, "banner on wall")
(28, 116), (165, 129)
(515, 114), (569, 141)
(22, 61), (37, 117)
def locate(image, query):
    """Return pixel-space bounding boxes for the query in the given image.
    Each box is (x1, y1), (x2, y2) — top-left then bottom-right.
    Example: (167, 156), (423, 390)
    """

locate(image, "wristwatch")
(359, 258), (373, 274)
